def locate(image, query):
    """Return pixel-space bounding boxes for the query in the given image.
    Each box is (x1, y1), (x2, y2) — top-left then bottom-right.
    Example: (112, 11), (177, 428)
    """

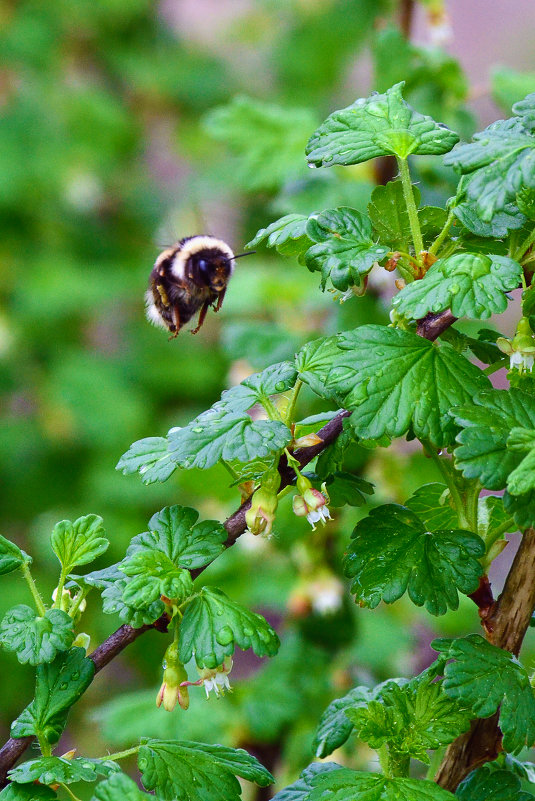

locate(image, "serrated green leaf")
(138, 740), (274, 801)
(127, 505), (227, 571)
(304, 207), (389, 291)
(116, 437), (177, 485)
(391, 253), (522, 321)
(11, 647), (94, 744)
(306, 82), (459, 166)
(507, 445), (535, 495)
(344, 504), (484, 615)
(0, 784), (57, 800)
(503, 488), (535, 529)
(444, 97), (535, 221)
(324, 471), (374, 507)
(405, 483), (459, 530)
(179, 587), (279, 669)
(308, 768), (457, 801)
(346, 676), (472, 764)
(329, 325), (490, 448)
(0, 606), (74, 666)
(241, 361), (298, 402)
(120, 552), (193, 609)
(82, 564), (164, 627)
(419, 206), (449, 245)
(438, 634), (535, 753)
(456, 764), (533, 801)
(272, 763), (343, 801)
(0, 535), (31, 576)
(8, 757), (119, 786)
(295, 336), (340, 401)
(368, 180), (420, 251)
(453, 202), (526, 238)
(91, 773), (155, 801)
(452, 388), (535, 489)
(51, 514), (108, 573)
(246, 214), (312, 260)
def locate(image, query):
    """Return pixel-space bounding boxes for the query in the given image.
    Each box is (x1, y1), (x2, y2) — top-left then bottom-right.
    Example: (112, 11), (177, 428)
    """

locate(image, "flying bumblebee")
(146, 235), (250, 337)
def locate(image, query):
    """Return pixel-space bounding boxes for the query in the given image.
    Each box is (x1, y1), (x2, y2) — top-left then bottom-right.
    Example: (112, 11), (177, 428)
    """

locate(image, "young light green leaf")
(438, 634), (535, 753)
(92, 773), (155, 801)
(346, 677), (472, 764)
(295, 336), (340, 401)
(246, 214), (312, 260)
(306, 82), (459, 167)
(329, 326), (490, 447)
(0, 535), (31, 576)
(10, 647), (95, 744)
(304, 207), (389, 291)
(127, 505), (227, 570)
(272, 763), (343, 801)
(444, 95), (535, 221)
(0, 785), (57, 800)
(51, 514), (108, 573)
(456, 764), (534, 801)
(344, 504), (484, 615)
(138, 740), (274, 801)
(82, 564), (164, 627)
(452, 388), (535, 489)
(308, 768), (457, 801)
(116, 437), (177, 485)
(8, 757), (119, 786)
(179, 587), (279, 669)
(405, 484), (459, 530)
(391, 253), (522, 321)
(0, 606), (74, 666)
(368, 180), (420, 251)
(120, 552), (193, 609)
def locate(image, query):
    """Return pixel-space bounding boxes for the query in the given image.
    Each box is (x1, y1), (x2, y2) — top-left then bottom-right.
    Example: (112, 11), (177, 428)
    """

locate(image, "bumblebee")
(146, 235), (238, 337)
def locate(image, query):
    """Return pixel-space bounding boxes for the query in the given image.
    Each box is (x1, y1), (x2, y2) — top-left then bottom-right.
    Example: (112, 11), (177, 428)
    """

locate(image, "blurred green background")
(1, 0), (535, 796)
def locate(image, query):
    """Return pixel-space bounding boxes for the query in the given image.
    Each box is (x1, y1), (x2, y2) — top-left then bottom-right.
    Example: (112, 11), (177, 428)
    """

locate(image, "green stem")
(285, 379), (303, 426)
(377, 745), (410, 777)
(21, 562), (47, 617)
(482, 358), (508, 375)
(463, 480), (481, 533)
(284, 447), (301, 472)
(37, 735), (52, 758)
(422, 443), (469, 529)
(104, 745), (140, 762)
(59, 783), (82, 801)
(260, 395), (283, 422)
(396, 156), (424, 260)
(425, 747), (445, 780)
(68, 587), (89, 619)
(53, 567), (68, 611)
(220, 459), (239, 481)
(429, 208), (454, 256)
(517, 226), (535, 262)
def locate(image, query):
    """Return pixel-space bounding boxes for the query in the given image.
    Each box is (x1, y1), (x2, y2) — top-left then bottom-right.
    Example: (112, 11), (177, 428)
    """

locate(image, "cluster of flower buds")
(245, 468), (281, 537)
(497, 316), (535, 373)
(156, 641), (189, 712)
(292, 474), (331, 530)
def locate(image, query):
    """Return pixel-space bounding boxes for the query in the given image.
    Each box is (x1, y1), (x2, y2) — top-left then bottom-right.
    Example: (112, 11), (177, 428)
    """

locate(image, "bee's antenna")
(230, 251), (256, 261)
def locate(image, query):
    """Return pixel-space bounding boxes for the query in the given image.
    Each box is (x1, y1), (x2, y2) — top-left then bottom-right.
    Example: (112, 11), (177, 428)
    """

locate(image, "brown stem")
(416, 310), (457, 342)
(0, 409), (352, 784)
(435, 527), (535, 791)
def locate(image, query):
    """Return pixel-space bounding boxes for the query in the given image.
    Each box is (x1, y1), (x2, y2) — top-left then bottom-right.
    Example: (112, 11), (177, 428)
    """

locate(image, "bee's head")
(191, 249), (234, 292)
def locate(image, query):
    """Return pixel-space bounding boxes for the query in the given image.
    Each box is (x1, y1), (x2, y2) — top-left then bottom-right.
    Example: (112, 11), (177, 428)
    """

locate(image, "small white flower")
(510, 350), (535, 372)
(306, 505), (332, 529)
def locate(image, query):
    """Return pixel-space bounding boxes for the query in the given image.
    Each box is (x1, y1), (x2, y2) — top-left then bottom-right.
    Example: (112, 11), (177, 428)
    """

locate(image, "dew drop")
(449, 283), (460, 295)
(71, 672), (80, 680)
(215, 625), (234, 646)
(192, 427), (203, 434)
(274, 381), (286, 392)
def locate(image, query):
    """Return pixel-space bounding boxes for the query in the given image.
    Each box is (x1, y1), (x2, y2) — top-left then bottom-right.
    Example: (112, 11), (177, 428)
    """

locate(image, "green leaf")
(295, 336), (340, 401)
(346, 676), (472, 764)
(204, 96), (317, 192)
(272, 763), (343, 801)
(246, 214), (312, 260)
(120, 552), (193, 609)
(127, 505), (227, 570)
(503, 488), (535, 530)
(8, 757), (119, 786)
(82, 564), (164, 627)
(344, 504), (484, 615)
(313, 680), (408, 758)
(453, 202), (526, 238)
(179, 587), (279, 669)
(456, 764), (534, 801)
(324, 472), (374, 508)
(304, 207), (389, 291)
(0, 606), (74, 666)
(392, 253), (522, 321)
(368, 180), (420, 251)
(0, 785), (57, 800)
(308, 768), (457, 801)
(329, 325), (490, 448)
(91, 773), (155, 801)
(306, 82), (459, 167)
(405, 483), (459, 530)
(0, 535), (31, 576)
(507, 434), (535, 494)
(241, 361), (298, 403)
(444, 97), (535, 221)
(492, 66), (535, 113)
(11, 647), (94, 744)
(138, 740), (274, 801)
(438, 634), (535, 753)
(452, 388), (535, 489)
(116, 437), (177, 485)
(51, 514), (108, 573)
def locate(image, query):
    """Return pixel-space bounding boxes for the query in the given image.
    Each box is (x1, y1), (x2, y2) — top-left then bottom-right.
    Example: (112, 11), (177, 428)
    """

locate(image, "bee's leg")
(214, 288), (227, 312)
(190, 299), (211, 334)
(167, 306), (181, 339)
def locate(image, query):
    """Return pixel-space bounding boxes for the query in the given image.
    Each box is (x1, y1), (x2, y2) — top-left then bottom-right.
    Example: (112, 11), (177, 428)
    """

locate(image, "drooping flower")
(197, 656), (234, 699)
(292, 475), (332, 530)
(245, 469), (281, 536)
(497, 316), (535, 373)
(156, 642), (189, 712)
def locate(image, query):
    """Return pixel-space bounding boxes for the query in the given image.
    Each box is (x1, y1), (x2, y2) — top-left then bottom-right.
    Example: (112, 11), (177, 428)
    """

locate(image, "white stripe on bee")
(166, 236), (235, 281)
